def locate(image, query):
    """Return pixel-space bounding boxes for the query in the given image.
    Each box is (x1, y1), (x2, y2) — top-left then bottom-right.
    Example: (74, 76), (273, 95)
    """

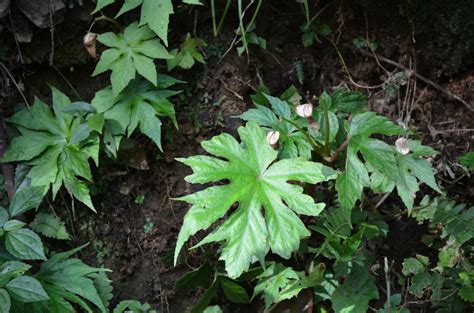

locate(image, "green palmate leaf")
(252, 263), (299, 309)
(0, 288), (10, 313)
(2, 129), (55, 162)
(459, 286), (474, 302)
(409, 272), (432, 297)
(6, 276), (49, 302)
(30, 212), (70, 240)
(252, 262), (324, 310)
(92, 77), (181, 153)
(93, 22), (172, 95)
(36, 245), (110, 313)
(241, 92), (312, 160)
(3, 87), (99, 211)
(93, 0), (201, 45)
(331, 265), (379, 313)
(337, 111), (439, 212)
(336, 143), (370, 210)
(167, 33), (206, 71)
(402, 257), (428, 276)
(5, 228), (46, 260)
(349, 112), (404, 137)
(174, 122), (337, 278)
(330, 87), (367, 113)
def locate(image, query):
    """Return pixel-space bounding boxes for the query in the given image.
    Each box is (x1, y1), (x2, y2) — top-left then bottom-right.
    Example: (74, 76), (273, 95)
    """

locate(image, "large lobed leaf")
(174, 122), (336, 278)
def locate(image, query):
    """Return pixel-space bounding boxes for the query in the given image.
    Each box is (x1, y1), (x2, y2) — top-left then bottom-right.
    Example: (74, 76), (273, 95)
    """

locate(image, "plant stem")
(52, 65), (83, 101)
(384, 257), (391, 311)
(281, 117), (323, 154)
(303, 0), (310, 28)
(211, 0), (217, 36)
(328, 38), (384, 90)
(323, 109), (330, 156)
(93, 15), (122, 31)
(324, 136), (350, 163)
(216, 0), (232, 36)
(237, 0), (248, 55)
(246, 0), (263, 32)
(307, 2), (332, 26)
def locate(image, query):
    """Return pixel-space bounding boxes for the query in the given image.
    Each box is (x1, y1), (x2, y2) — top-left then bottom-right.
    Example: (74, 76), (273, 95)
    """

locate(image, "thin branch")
(49, 0), (55, 66)
(281, 117), (323, 154)
(328, 39), (385, 90)
(0, 63), (30, 107)
(219, 78), (243, 100)
(324, 136), (350, 163)
(0, 117), (15, 200)
(345, 43), (474, 113)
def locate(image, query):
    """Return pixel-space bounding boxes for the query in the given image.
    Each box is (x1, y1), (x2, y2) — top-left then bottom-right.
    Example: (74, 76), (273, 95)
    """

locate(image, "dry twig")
(345, 44), (474, 113)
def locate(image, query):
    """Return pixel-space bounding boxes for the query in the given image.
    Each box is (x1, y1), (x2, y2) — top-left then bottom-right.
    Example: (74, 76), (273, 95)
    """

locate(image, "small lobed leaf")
(330, 87), (366, 113)
(459, 286), (474, 302)
(349, 112), (404, 137)
(91, 78), (179, 153)
(94, 23), (171, 95)
(402, 257), (427, 276)
(331, 266), (379, 313)
(30, 212), (70, 240)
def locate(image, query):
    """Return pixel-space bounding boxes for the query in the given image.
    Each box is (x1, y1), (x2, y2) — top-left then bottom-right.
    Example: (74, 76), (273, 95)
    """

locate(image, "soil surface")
(1, 0), (473, 311)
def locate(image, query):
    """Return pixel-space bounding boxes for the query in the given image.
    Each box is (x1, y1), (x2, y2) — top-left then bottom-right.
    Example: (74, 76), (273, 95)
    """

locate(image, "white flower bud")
(83, 32), (97, 58)
(395, 137), (410, 155)
(295, 103), (313, 118)
(266, 131), (280, 145)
